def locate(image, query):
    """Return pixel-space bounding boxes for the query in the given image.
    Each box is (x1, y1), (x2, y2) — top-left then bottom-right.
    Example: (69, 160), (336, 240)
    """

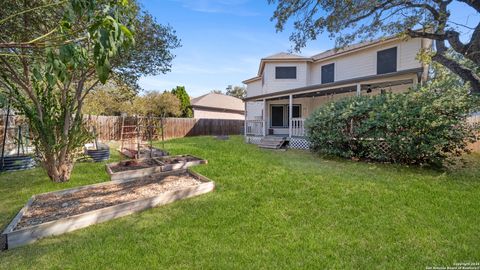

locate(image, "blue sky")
(138, 0), (479, 98)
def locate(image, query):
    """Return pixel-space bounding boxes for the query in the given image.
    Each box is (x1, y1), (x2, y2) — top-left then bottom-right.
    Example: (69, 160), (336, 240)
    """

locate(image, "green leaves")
(0, 0), (137, 181)
(306, 85), (479, 167)
(171, 86), (193, 118)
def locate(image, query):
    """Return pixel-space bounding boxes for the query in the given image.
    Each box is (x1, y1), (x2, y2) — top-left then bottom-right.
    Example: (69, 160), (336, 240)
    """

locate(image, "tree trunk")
(43, 151), (74, 183)
(433, 54), (480, 94)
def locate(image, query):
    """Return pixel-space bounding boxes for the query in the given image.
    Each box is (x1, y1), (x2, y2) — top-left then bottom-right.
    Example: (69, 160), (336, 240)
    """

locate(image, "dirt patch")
(15, 173), (202, 230)
(120, 147), (168, 159)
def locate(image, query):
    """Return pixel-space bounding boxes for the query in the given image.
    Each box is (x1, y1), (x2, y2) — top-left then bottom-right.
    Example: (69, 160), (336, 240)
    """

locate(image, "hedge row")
(305, 87), (478, 166)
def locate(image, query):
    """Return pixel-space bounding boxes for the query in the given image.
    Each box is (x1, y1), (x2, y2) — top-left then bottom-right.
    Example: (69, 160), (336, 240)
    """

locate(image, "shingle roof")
(262, 52), (310, 60)
(312, 37), (397, 61)
(190, 93), (244, 112)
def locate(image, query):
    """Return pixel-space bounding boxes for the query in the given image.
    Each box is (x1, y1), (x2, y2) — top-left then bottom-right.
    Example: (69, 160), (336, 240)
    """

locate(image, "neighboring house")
(190, 93), (245, 120)
(243, 36), (432, 149)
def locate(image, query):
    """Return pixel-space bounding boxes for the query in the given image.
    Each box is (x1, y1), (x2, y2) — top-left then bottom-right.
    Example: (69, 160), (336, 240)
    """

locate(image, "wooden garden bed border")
(1, 169), (215, 250)
(105, 155), (208, 181)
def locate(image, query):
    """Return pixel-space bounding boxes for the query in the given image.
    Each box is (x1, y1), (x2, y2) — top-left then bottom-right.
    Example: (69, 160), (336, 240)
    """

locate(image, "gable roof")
(312, 36), (398, 62)
(190, 93), (244, 112)
(262, 52), (310, 60)
(256, 52), (311, 76)
(245, 36), (409, 82)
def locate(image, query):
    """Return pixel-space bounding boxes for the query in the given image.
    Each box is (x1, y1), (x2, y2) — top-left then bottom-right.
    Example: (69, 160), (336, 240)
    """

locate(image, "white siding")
(246, 79), (262, 97)
(263, 62), (308, 93)
(309, 38), (423, 85)
(398, 38), (422, 70)
(243, 38), (428, 125)
(246, 101), (263, 120)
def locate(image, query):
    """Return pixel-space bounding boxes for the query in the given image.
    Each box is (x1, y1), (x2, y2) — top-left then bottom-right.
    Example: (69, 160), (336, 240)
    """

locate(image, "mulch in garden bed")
(14, 173), (202, 230)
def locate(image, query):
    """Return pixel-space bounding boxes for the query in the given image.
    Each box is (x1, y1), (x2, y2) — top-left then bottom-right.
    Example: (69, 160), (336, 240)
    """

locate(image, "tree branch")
(406, 29), (447, 40)
(403, 1), (440, 19)
(0, 1), (67, 25)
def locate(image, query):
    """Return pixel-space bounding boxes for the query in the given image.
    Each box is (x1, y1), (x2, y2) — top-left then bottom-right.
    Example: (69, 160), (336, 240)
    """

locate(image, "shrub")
(305, 86), (479, 166)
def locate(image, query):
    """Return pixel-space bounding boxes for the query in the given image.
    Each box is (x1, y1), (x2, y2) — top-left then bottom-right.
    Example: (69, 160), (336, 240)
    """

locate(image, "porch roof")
(244, 67), (422, 102)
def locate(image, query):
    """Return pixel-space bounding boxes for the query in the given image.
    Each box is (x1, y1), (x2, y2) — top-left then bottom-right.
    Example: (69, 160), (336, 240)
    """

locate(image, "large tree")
(171, 86), (193, 117)
(0, 0), (134, 182)
(129, 91), (181, 117)
(226, 85), (246, 99)
(0, 1), (179, 182)
(268, 0), (480, 93)
(83, 81), (132, 116)
(113, 10), (180, 91)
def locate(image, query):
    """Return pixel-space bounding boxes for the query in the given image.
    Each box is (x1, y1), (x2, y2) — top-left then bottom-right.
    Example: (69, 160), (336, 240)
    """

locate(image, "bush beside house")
(305, 86), (479, 166)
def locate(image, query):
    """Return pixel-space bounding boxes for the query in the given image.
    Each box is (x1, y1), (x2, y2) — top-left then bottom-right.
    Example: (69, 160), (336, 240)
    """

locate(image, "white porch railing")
(291, 118), (305, 137)
(245, 120), (264, 136)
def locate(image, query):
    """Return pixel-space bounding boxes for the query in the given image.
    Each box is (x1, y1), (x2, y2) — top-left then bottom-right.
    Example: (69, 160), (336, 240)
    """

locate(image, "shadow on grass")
(1, 136), (479, 269)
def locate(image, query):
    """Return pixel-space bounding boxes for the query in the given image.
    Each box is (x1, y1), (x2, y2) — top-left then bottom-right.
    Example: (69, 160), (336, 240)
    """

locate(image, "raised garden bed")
(1, 169), (215, 250)
(119, 146), (168, 159)
(106, 155), (208, 181)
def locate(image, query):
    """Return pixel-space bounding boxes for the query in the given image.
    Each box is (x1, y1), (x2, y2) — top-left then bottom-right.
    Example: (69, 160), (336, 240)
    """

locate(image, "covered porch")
(245, 77), (417, 141)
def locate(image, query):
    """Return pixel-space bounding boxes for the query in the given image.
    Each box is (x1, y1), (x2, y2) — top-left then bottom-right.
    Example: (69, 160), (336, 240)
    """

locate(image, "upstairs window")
(321, 63), (335, 84)
(377, 47), (397, 74)
(275, 66), (297, 79)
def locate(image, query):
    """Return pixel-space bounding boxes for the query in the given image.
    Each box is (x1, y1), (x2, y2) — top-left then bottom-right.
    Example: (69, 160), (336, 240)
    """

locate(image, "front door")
(271, 105), (284, 127)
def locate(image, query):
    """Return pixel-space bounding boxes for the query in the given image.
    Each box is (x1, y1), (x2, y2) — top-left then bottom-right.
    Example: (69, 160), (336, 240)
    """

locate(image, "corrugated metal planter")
(84, 143), (110, 162)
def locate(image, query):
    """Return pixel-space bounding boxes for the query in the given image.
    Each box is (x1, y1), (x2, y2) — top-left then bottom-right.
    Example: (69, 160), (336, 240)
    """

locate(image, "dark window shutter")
(321, 63), (335, 84)
(275, 67), (297, 79)
(377, 47), (397, 74)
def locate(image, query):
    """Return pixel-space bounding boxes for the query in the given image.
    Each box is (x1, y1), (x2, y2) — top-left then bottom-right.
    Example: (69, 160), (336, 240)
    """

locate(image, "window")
(291, 105), (301, 118)
(270, 104), (301, 128)
(321, 63), (335, 84)
(377, 47), (397, 74)
(275, 66), (297, 79)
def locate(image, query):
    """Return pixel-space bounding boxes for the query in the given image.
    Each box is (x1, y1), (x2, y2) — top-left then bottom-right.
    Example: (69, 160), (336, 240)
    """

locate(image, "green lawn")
(0, 136), (479, 269)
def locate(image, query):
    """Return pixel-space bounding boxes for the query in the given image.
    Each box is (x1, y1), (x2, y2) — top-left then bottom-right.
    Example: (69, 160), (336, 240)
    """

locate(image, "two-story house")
(243, 36), (432, 149)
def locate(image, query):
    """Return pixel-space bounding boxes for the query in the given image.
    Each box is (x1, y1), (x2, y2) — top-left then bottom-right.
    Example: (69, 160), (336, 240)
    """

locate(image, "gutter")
(244, 67), (423, 102)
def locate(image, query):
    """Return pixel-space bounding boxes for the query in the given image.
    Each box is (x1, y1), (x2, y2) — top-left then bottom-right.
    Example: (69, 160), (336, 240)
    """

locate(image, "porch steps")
(258, 136), (289, 149)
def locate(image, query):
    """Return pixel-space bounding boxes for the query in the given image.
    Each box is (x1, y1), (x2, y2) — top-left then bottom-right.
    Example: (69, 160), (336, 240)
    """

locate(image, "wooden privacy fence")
(85, 115), (244, 141)
(0, 115), (244, 143)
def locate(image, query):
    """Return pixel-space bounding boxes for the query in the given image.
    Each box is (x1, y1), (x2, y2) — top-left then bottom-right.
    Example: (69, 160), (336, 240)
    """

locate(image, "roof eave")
(257, 58), (313, 76)
(242, 76), (262, 84)
(244, 67), (423, 101)
(312, 36), (401, 62)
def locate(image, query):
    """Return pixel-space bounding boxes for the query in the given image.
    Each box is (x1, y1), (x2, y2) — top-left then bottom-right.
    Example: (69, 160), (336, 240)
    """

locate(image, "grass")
(0, 136), (479, 269)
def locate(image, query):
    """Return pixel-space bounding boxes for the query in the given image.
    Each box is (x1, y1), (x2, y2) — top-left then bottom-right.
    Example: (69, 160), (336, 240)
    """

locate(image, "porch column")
(288, 95), (293, 138)
(262, 99), (266, 136)
(244, 101), (247, 136)
(356, 83), (361, 96)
